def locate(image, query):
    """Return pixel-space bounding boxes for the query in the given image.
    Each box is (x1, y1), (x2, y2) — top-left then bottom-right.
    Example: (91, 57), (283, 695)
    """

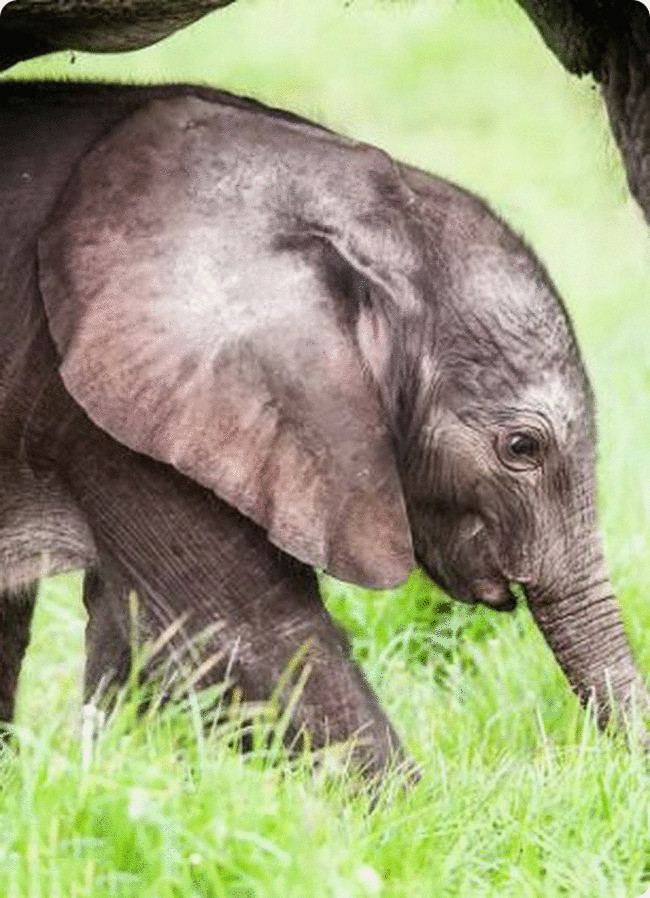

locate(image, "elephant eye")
(497, 429), (545, 470)
(509, 433), (538, 457)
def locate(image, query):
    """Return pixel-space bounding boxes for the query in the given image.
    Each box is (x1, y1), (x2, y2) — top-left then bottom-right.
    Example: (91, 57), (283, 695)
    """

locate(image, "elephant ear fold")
(37, 96), (415, 589)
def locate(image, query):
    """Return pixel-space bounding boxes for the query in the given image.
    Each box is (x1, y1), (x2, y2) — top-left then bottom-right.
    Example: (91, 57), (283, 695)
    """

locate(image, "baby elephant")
(0, 81), (646, 774)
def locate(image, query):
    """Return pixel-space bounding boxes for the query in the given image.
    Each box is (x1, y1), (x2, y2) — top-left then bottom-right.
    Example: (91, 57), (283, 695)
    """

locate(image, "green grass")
(2, 0), (650, 894)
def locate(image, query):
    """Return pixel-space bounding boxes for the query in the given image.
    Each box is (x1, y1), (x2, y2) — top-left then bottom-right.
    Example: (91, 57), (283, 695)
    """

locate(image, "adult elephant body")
(0, 80), (647, 771)
(0, 0), (232, 69)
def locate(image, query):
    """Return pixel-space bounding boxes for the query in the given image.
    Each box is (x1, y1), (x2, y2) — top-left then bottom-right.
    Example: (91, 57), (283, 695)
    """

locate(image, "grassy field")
(2, 0), (650, 894)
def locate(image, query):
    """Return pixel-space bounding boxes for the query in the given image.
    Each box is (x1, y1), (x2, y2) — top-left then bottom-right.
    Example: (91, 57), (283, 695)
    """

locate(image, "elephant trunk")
(525, 542), (650, 743)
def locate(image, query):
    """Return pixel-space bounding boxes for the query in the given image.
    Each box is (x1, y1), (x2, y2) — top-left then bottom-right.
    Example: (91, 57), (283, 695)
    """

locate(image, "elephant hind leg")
(0, 583), (37, 727)
(0, 456), (98, 725)
(0, 456), (97, 592)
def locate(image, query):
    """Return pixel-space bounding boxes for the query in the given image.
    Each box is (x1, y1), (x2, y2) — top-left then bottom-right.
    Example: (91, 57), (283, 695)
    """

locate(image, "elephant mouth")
(471, 579), (518, 612)
(417, 556), (518, 612)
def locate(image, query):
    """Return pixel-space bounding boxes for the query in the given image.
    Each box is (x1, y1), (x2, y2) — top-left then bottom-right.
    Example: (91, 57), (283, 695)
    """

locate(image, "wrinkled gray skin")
(1, 0), (648, 225)
(0, 81), (647, 774)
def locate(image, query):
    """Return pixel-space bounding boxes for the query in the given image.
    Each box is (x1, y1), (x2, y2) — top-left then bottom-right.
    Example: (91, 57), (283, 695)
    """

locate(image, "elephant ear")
(37, 94), (416, 588)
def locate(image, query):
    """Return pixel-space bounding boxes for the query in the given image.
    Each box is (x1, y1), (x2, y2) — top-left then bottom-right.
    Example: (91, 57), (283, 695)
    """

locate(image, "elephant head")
(398, 167), (645, 726)
(28, 87), (648, 740)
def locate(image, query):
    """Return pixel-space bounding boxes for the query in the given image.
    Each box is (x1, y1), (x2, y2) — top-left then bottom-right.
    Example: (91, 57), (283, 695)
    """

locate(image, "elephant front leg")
(138, 559), (405, 779)
(0, 583), (37, 729)
(202, 558), (405, 779)
(57, 424), (409, 780)
(84, 553), (404, 778)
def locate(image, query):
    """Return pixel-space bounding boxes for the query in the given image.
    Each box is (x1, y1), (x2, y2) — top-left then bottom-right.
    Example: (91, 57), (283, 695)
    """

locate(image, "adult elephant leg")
(600, 13), (650, 225)
(49, 417), (405, 779)
(0, 584), (37, 728)
(513, 0), (650, 224)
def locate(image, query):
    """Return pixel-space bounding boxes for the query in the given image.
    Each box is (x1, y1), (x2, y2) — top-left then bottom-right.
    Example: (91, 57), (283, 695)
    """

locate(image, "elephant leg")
(51, 421), (407, 779)
(0, 457), (97, 730)
(82, 562), (133, 706)
(142, 554), (403, 778)
(0, 456), (97, 593)
(0, 584), (37, 728)
(177, 555), (403, 776)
